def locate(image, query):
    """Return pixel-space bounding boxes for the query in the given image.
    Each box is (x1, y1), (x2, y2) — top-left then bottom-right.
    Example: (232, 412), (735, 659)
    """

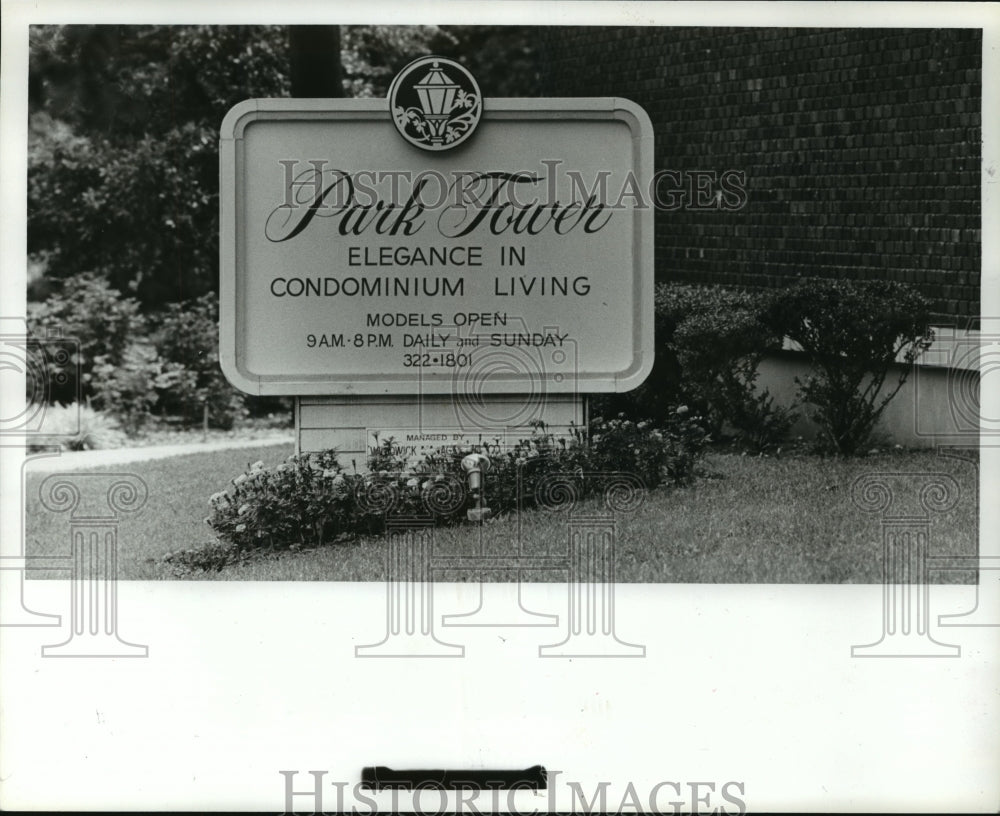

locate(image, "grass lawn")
(24, 445), (978, 583)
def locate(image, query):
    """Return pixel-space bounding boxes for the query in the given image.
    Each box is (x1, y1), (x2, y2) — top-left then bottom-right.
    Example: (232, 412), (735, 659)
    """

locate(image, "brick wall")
(537, 28), (981, 323)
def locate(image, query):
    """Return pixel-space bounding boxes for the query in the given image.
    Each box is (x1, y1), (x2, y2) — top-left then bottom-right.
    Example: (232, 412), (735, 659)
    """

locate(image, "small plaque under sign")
(367, 426), (578, 467)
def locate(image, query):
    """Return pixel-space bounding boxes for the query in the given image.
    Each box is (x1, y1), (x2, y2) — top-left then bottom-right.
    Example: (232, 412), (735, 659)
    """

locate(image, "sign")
(219, 95), (653, 396)
(365, 425), (580, 468)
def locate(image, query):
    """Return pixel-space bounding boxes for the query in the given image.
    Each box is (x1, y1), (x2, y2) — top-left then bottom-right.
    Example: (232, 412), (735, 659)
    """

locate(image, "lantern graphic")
(413, 62), (460, 144)
(389, 56), (482, 151)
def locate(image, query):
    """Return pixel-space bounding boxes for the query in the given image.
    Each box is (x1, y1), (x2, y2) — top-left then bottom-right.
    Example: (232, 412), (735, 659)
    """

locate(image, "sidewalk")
(20, 435), (294, 473)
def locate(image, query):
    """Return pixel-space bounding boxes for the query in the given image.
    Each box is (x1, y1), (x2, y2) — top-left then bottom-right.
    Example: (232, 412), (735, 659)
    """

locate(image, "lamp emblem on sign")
(388, 56), (482, 151)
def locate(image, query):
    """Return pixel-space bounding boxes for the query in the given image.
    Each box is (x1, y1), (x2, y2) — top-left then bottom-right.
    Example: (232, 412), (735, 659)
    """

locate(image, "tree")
(28, 25), (291, 307)
(340, 25), (453, 98)
(290, 26), (343, 97)
(438, 26), (542, 96)
(28, 25), (543, 308)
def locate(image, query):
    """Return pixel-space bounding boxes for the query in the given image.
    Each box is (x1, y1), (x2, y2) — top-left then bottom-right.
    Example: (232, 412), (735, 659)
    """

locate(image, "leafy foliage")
(596, 283), (794, 451)
(341, 26), (453, 97)
(438, 26), (542, 96)
(28, 24), (543, 306)
(28, 402), (127, 452)
(27, 272), (144, 405)
(765, 278), (934, 454)
(152, 293), (245, 429)
(29, 26), (291, 139)
(664, 284), (796, 449)
(188, 413), (709, 570)
(28, 25), (291, 306)
(87, 343), (169, 434)
(205, 451), (359, 554)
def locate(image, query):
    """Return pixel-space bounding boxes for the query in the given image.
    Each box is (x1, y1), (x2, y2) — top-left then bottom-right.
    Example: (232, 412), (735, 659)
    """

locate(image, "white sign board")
(219, 98), (653, 395)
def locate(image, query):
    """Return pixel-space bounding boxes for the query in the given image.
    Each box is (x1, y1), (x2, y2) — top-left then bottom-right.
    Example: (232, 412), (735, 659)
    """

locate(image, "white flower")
(209, 491), (227, 504)
(238, 503), (251, 515)
(676, 405), (689, 415)
(331, 474), (345, 486)
(250, 460), (264, 471)
(233, 474), (248, 486)
(406, 478), (419, 488)
(637, 420), (649, 430)
(235, 523), (246, 533)
(276, 464), (289, 472)
(421, 480), (433, 491)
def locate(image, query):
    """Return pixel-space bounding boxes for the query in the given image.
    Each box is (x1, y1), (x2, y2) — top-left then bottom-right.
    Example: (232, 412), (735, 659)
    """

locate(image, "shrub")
(189, 412), (710, 571)
(667, 287), (793, 447)
(414, 425), (589, 518)
(27, 402), (126, 452)
(88, 343), (168, 435)
(587, 408), (710, 487)
(408, 412), (709, 519)
(765, 278), (934, 455)
(597, 283), (793, 450)
(205, 451), (360, 554)
(715, 375), (797, 454)
(152, 293), (246, 430)
(27, 272), (143, 405)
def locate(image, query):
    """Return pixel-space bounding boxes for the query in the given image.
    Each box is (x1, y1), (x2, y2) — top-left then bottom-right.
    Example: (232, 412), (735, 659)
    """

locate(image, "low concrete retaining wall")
(757, 328), (980, 448)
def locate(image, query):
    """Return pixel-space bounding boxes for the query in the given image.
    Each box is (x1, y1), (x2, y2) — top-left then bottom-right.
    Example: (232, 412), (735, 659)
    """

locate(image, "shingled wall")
(538, 28), (982, 323)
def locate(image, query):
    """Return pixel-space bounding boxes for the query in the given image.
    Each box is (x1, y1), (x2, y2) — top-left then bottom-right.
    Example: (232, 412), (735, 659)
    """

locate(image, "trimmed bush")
(765, 278), (934, 455)
(665, 285), (794, 448)
(595, 283), (793, 450)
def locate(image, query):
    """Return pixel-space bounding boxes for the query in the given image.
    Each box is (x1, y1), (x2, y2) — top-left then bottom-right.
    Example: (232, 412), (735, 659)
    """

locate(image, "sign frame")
(219, 97), (654, 396)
